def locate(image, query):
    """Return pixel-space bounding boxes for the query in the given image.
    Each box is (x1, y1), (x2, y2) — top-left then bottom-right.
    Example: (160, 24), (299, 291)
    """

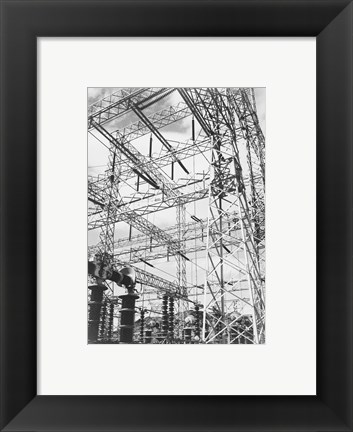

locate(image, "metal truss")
(88, 184), (208, 230)
(90, 120), (179, 199)
(178, 88), (265, 344)
(88, 213), (244, 264)
(88, 170), (260, 229)
(93, 144), (120, 273)
(111, 102), (191, 142)
(88, 87), (173, 127)
(88, 86), (265, 344)
(89, 179), (182, 258)
(120, 263), (187, 300)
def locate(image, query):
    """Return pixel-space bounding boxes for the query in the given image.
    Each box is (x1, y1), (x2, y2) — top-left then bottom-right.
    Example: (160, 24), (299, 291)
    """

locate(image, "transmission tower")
(88, 87), (265, 344)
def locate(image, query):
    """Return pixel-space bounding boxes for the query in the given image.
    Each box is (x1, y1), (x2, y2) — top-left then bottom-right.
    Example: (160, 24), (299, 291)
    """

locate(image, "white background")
(38, 38), (316, 395)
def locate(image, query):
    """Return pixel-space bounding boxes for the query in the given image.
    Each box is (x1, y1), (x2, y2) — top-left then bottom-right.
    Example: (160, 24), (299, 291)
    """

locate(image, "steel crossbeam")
(88, 213), (242, 263)
(88, 87), (172, 127)
(175, 88), (266, 344)
(130, 103), (189, 174)
(111, 102), (191, 142)
(88, 180), (181, 253)
(115, 262), (188, 300)
(91, 120), (180, 199)
(116, 232), (242, 264)
(88, 187), (208, 230)
(88, 172), (261, 230)
(88, 87), (265, 344)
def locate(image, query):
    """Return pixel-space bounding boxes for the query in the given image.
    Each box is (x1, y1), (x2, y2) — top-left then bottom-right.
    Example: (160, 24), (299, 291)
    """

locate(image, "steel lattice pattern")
(88, 87), (265, 344)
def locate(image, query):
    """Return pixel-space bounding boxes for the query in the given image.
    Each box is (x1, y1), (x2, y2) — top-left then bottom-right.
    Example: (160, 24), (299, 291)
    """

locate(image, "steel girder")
(88, 87), (265, 344)
(182, 88), (265, 344)
(88, 87), (172, 128)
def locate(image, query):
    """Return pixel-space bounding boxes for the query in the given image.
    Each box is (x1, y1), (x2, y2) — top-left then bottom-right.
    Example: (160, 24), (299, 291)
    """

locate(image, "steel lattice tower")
(88, 87), (265, 344)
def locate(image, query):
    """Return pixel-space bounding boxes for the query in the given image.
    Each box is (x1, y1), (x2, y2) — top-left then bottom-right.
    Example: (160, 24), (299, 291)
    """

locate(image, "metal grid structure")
(88, 87), (265, 344)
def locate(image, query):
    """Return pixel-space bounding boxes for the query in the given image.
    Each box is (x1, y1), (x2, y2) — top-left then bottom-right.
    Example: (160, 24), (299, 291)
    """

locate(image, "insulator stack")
(99, 302), (107, 340)
(162, 296), (169, 339)
(145, 330), (152, 344)
(119, 293), (139, 343)
(194, 304), (201, 338)
(140, 309), (145, 343)
(184, 328), (192, 344)
(107, 303), (114, 340)
(88, 285), (107, 343)
(168, 297), (174, 342)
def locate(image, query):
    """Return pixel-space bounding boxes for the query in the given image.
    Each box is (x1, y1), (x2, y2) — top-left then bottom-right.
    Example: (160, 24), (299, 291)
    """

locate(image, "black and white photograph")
(88, 87), (265, 344)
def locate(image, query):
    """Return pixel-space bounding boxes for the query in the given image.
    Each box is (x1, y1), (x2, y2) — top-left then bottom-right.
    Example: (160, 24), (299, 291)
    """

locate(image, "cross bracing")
(88, 87), (265, 344)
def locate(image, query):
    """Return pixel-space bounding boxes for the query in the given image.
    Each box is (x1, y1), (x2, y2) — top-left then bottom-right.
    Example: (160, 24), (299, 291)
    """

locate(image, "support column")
(145, 330), (152, 344)
(119, 293), (139, 343)
(88, 284), (107, 343)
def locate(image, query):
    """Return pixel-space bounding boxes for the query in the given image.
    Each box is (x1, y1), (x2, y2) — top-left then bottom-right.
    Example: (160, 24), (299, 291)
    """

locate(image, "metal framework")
(88, 87), (265, 344)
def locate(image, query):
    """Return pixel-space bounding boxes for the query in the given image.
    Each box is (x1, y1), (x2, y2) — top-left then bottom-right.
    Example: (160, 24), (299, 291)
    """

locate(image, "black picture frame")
(1, 1), (352, 431)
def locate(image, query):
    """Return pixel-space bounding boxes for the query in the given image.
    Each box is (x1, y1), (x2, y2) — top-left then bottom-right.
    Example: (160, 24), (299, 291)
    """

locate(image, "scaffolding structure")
(88, 87), (265, 344)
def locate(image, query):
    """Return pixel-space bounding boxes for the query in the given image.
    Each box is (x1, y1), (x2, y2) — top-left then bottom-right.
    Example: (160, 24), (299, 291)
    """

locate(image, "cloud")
(254, 88), (266, 135)
(88, 87), (121, 106)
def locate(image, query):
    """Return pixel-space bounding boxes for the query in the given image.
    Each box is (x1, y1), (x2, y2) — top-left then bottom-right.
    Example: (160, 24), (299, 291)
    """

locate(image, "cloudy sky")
(88, 88), (265, 175)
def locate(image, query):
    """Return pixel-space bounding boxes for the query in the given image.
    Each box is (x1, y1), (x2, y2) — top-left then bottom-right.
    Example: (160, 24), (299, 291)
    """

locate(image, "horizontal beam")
(130, 103), (189, 174)
(112, 101), (191, 142)
(88, 260), (186, 300)
(88, 188), (209, 230)
(116, 262), (189, 300)
(88, 87), (171, 127)
(88, 176), (180, 251)
(91, 120), (179, 199)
